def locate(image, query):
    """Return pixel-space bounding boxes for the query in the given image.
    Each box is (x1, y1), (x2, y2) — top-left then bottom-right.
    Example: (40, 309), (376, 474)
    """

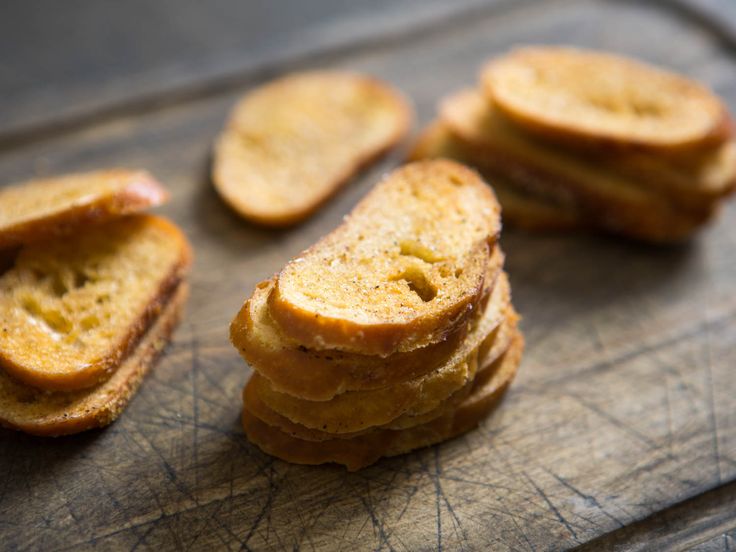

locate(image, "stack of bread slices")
(0, 170), (192, 436)
(410, 46), (736, 241)
(231, 160), (523, 471)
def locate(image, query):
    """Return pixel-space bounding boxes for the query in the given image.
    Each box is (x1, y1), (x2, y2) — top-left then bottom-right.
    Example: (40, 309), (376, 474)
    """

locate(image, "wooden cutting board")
(1, 0), (735, 550)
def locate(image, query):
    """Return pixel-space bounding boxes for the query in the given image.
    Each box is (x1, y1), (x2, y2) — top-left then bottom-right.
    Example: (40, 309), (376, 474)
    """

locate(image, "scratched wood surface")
(1, 1), (736, 550)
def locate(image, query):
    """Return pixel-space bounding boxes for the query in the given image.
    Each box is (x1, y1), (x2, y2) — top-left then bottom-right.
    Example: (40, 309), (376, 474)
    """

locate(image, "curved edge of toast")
(244, 305), (518, 443)
(0, 283), (189, 437)
(0, 169), (169, 250)
(230, 249), (505, 400)
(480, 47), (732, 154)
(241, 330), (523, 471)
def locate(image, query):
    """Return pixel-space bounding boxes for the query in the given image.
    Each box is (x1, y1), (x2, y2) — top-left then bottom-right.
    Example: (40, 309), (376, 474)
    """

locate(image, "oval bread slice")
(269, 159), (502, 356)
(212, 71), (411, 226)
(254, 274), (513, 434)
(0, 283), (188, 437)
(231, 247), (506, 401)
(482, 46), (731, 152)
(0, 215), (192, 391)
(242, 331), (523, 471)
(0, 169), (168, 249)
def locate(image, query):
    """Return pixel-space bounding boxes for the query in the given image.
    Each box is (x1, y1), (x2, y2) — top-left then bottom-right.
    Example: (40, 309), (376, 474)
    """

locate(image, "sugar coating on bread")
(409, 122), (584, 231)
(0, 215), (192, 391)
(0, 169), (168, 249)
(231, 246), (506, 400)
(0, 284), (188, 437)
(242, 331), (523, 471)
(483, 46), (730, 152)
(213, 71), (411, 226)
(253, 273), (513, 433)
(269, 160), (502, 356)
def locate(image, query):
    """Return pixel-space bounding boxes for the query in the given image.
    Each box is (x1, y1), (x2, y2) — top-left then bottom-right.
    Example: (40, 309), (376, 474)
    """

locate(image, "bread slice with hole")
(0, 283), (188, 437)
(242, 331), (523, 471)
(481, 46), (731, 153)
(409, 121), (585, 231)
(231, 246), (506, 401)
(251, 273), (513, 434)
(267, 159), (502, 356)
(441, 89), (712, 242)
(0, 169), (168, 250)
(0, 215), (192, 391)
(212, 71), (411, 226)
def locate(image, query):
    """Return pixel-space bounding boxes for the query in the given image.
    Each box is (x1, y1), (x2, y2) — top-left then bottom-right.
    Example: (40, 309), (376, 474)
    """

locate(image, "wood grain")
(1, 0), (736, 550)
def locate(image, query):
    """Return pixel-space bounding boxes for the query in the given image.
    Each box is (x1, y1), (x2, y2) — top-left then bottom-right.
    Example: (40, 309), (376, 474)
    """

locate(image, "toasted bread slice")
(409, 122), (585, 231)
(212, 71), (411, 226)
(482, 46), (731, 153)
(244, 306), (519, 442)
(0, 169), (168, 250)
(0, 283), (188, 437)
(231, 247), (506, 400)
(441, 89), (710, 241)
(0, 215), (192, 391)
(252, 273), (513, 434)
(242, 331), (523, 471)
(269, 160), (501, 356)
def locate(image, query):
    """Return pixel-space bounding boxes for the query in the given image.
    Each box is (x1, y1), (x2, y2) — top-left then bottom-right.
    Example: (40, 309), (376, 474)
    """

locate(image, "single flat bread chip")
(231, 247), (506, 401)
(212, 71), (411, 226)
(0, 215), (192, 391)
(269, 160), (502, 356)
(409, 121), (585, 231)
(482, 46), (731, 152)
(0, 169), (168, 249)
(441, 89), (711, 242)
(252, 274), (513, 434)
(0, 283), (188, 437)
(242, 331), (523, 471)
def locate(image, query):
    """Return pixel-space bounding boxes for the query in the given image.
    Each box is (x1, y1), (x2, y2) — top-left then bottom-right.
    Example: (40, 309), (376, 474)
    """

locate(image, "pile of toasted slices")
(411, 46), (736, 241)
(0, 170), (192, 436)
(230, 160), (523, 471)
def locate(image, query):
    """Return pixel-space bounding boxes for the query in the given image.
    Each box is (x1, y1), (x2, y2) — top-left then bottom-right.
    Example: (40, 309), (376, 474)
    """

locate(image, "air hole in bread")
(449, 174), (464, 187)
(390, 266), (437, 302)
(21, 296), (73, 335)
(399, 240), (443, 263)
(48, 269), (90, 297)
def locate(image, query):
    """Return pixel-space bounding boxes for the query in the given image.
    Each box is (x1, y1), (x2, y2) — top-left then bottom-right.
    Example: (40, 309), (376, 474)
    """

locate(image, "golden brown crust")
(244, 308), (519, 442)
(212, 71), (412, 226)
(482, 46), (731, 154)
(0, 283), (189, 437)
(0, 215), (193, 391)
(230, 248), (506, 400)
(269, 160), (502, 356)
(242, 331), (523, 471)
(250, 274), (515, 434)
(0, 169), (169, 249)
